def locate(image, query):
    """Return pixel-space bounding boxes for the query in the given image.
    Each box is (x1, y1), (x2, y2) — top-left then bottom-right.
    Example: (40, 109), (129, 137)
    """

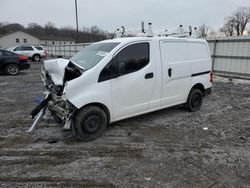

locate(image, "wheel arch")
(76, 102), (111, 124)
(3, 61), (19, 69)
(191, 83), (205, 96)
(33, 53), (41, 57)
(32, 53), (41, 60)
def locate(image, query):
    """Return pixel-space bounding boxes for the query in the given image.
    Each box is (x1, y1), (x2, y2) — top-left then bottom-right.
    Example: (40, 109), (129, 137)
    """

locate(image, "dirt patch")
(0, 62), (250, 187)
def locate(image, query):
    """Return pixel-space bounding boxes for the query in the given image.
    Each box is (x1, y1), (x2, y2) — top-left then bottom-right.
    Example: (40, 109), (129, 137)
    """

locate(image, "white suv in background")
(9, 45), (47, 62)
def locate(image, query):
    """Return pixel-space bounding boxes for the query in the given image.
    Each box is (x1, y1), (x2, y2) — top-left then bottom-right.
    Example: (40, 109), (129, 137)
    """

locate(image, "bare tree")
(229, 7), (250, 36)
(198, 24), (209, 37)
(208, 29), (217, 37)
(220, 19), (235, 36)
(0, 22), (7, 27)
(27, 23), (45, 35)
(44, 21), (58, 35)
(90, 26), (101, 35)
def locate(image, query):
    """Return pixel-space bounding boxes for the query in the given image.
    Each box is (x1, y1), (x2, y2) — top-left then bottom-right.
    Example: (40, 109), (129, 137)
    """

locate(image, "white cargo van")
(30, 36), (213, 141)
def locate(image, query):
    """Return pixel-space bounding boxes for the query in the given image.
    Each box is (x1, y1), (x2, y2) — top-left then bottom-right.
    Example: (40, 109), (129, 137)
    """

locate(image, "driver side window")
(98, 42), (150, 82)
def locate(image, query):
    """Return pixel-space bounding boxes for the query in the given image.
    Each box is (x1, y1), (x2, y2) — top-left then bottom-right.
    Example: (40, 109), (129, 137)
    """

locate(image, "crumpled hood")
(43, 58), (69, 85)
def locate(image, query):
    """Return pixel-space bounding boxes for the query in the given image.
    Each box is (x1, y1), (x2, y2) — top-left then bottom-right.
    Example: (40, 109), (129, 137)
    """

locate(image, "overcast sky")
(1, 0), (250, 33)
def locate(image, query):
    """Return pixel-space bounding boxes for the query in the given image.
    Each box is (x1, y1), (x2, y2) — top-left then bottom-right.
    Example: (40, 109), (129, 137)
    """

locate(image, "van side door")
(160, 40), (192, 107)
(111, 42), (156, 120)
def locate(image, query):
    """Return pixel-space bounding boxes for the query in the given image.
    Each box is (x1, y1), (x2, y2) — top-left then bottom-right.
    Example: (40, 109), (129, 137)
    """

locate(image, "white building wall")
(0, 31), (40, 49)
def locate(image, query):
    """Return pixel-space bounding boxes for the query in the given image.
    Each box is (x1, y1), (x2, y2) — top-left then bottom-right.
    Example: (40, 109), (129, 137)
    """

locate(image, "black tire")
(185, 88), (203, 112)
(73, 106), (107, 141)
(33, 54), (41, 62)
(5, 64), (20, 75)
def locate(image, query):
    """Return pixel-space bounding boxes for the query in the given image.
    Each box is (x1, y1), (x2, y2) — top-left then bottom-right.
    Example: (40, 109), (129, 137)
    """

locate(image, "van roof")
(100, 36), (206, 44)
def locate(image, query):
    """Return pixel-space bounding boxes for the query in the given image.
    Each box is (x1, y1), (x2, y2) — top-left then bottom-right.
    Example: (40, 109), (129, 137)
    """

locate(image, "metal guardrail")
(207, 37), (250, 76)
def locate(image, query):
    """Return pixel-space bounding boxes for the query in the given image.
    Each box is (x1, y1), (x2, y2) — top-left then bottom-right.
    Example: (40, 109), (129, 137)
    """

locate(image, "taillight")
(210, 71), (214, 82)
(19, 55), (28, 60)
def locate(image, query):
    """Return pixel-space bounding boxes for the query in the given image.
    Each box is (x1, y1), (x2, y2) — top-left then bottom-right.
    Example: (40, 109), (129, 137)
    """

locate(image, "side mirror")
(116, 61), (126, 76)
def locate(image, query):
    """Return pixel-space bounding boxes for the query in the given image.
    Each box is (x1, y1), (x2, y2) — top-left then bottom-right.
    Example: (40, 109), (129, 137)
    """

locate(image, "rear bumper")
(205, 87), (212, 96)
(20, 63), (30, 70)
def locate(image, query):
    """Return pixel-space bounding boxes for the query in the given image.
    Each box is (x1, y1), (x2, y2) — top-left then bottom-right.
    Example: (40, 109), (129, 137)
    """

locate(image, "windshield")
(70, 42), (120, 69)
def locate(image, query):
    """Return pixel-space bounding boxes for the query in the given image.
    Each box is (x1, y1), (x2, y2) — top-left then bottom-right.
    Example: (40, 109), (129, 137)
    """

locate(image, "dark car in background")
(0, 49), (30, 75)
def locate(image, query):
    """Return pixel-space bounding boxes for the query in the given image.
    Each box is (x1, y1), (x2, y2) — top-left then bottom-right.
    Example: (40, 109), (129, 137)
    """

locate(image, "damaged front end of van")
(29, 42), (120, 137)
(29, 58), (84, 133)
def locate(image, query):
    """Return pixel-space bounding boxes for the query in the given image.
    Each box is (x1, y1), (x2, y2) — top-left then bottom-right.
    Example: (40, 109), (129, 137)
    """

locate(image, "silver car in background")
(9, 45), (47, 61)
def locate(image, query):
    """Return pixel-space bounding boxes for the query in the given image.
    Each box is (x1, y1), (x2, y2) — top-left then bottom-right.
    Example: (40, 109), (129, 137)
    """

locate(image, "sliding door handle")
(145, 72), (154, 79)
(168, 68), (172, 77)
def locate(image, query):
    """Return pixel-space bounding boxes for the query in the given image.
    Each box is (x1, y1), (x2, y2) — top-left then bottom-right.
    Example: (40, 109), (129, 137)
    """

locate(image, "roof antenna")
(191, 27), (200, 38)
(188, 26), (192, 36)
(112, 28), (120, 39)
(165, 29), (168, 36)
(147, 23), (153, 37)
(141, 22), (145, 33)
(121, 26), (125, 36)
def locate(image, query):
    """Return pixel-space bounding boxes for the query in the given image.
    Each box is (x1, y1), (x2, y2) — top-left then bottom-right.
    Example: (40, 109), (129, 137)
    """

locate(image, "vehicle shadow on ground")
(109, 105), (186, 128)
(47, 105), (186, 144)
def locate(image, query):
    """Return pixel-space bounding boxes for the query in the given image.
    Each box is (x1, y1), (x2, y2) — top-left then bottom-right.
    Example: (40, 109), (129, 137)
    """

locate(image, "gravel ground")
(0, 62), (250, 188)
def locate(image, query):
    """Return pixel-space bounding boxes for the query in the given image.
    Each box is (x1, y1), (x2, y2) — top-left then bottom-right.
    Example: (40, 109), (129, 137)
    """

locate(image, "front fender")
(65, 78), (113, 121)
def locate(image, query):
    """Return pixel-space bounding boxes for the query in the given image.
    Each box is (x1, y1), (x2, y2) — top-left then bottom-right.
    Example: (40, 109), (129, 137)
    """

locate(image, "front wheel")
(185, 88), (203, 112)
(73, 106), (107, 141)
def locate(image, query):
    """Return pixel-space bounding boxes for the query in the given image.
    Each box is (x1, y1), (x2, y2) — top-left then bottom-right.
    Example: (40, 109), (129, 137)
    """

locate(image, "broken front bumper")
(29, 92), (51, 132)
(29, 91), (75, 133)
(29, 67), (76, 133)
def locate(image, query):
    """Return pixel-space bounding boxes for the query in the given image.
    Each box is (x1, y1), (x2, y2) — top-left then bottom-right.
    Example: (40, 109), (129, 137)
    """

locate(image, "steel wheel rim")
(82, 115), (101, 134)
(191, 94), (201, 107)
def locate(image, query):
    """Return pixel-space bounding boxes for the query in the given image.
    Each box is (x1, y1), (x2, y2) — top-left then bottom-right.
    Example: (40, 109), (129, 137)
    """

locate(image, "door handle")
(168, 68), (172, 77)
(145, 72), (154, 79)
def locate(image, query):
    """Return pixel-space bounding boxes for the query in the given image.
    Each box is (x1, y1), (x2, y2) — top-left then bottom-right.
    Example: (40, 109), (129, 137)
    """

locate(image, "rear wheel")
(73, 106), (107, 141)
(5, 64), (19, 75)
(33, 54), (41, 62)
(185, 88), (203, 112)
